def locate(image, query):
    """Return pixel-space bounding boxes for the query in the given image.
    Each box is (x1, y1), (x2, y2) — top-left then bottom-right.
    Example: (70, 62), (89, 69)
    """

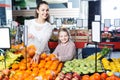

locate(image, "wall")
(0, 0), (6, 25)
(0, 0), (12, 25)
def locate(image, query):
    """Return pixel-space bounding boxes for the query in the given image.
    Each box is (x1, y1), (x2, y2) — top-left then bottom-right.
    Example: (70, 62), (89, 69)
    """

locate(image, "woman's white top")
(25, 19), (52, 54)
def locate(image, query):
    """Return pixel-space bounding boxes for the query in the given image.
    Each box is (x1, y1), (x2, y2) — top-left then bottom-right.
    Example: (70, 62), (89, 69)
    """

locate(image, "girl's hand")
(28, 33), (34, 39)
(52, 57), (58, 61)
(51, 54), (59, 60)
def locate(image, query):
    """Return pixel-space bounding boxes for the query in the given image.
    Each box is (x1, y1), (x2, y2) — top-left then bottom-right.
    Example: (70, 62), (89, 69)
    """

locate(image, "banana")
(0, 56), (4, 60)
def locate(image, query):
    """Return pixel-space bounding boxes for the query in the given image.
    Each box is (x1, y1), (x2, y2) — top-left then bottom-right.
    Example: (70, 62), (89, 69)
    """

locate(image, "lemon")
(106, 71), (113, 76)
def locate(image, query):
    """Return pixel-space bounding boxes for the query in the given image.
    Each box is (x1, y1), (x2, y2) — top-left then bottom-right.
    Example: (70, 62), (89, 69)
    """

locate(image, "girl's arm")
(52, 44), (60, 56)
(59, 45), (76, 62)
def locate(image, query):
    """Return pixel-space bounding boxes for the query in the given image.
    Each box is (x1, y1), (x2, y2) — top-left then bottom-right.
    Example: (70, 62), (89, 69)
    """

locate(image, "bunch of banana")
(6, 51), (22, 60)
(86, 52), (102, 60)
(0, 50), (23, 70)
(0, 56), (4, 60)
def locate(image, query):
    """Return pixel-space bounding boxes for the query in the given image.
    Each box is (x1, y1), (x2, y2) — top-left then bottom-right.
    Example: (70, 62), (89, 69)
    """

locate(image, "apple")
(58, 72), (65, 76)
(58, 72), (65, 79)
(0, 73), (3, 80)
(73, 76), (81, 80)
(0, 72), (5, 80)
(55, 77), (63, 80)
(71, 77), (79, 80)
(72, 72), (81, 80)
(2, 75), (9, 80)
(73, 72), (79, 77)
(63, 77), (70, 80)
(2, 69), (10, 76)
(65, 73), (72, 79)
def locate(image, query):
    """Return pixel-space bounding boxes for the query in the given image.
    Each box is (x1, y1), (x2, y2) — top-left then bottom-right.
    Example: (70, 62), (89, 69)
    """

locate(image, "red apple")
(63, 77), (70, 80)
(0, 72), (5, 80)
(59, 76), (65, 79)
(73, 72), (79, 77)
(0, 73), (3, 80)
(58, 72), (65, 79)
(73, 76), (81, 80)
(73, 73), (81, 80)
(65, 73), (72, 79)
(2, 69), (10, 76)
(3, 75), (9, 80)
(72, 77), (79, 80)
(55, 77), (63, 80)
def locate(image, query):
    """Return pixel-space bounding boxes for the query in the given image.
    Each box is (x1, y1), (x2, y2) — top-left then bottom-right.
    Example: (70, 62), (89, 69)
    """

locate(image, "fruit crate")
(61, 58), (105, 75)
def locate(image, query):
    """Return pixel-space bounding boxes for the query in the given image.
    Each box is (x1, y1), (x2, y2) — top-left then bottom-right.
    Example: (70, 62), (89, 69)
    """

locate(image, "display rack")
(0, 27), (11, 69)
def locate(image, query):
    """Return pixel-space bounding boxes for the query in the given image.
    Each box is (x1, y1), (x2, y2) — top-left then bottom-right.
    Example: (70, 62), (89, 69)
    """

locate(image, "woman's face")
(37, 4), (49, 20)
(59, 31), (69, 44)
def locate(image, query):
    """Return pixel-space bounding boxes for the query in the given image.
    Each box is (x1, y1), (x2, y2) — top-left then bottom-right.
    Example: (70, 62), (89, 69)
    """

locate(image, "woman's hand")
(31, 53), (40, 63)
(28, 33), (34, 39)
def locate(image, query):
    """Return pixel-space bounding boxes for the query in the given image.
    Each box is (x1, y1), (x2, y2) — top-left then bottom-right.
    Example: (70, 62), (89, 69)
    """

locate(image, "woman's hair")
(58, 28), (72, 42)
(35, 1), (50, 22)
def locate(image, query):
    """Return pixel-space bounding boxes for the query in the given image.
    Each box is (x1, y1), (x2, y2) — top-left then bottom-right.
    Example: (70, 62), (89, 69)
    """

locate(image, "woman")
(25, 1), (52, 63)
(53, 28), (76, 62)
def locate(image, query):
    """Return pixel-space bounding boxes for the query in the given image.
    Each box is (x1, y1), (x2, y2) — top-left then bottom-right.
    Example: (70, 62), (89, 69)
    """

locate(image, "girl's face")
(37, 4), (49, 20)
(59, 31), (69, 44)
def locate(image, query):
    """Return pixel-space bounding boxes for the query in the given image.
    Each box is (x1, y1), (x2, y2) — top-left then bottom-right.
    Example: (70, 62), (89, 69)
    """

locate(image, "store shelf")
(12, 8), (80, 18)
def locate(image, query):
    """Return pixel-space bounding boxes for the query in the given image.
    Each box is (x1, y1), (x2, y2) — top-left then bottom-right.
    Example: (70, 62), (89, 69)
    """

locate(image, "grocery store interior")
(0, 0), (120, 80)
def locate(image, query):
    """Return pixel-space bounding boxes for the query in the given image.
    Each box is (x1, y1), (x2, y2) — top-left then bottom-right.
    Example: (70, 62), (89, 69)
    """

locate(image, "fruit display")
(56, 72), (120, 80)
(9, 53), (63, 80)
(11, 43), (37, 58)
(55, 72), (81, 80)
(61, 47), (110, 75)
(101, 32), (112, 39)
(102, 57), (120, 76)
(61, 58), (103, 75)
(0, 51), (22, 70)
(0, 43), (119, 80)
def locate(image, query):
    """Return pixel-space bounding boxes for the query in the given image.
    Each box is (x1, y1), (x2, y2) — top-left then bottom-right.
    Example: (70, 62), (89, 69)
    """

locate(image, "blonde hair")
(58, 28), (72, 43)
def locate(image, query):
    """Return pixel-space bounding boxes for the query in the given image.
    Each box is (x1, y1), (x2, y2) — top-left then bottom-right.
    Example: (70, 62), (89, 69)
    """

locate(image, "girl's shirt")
(25, 19), (53, 54)
(53, 40), (76, 62)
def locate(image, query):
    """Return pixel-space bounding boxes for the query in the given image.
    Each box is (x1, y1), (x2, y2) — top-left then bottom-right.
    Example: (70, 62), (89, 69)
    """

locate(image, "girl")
(25, 1), (52, 63)
(53, 28), (76, 62)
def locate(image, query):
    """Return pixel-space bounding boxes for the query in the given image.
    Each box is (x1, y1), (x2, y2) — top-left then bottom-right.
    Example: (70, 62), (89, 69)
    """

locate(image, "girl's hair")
(35, 1), (50, 22)
(58, 28), (72, 42)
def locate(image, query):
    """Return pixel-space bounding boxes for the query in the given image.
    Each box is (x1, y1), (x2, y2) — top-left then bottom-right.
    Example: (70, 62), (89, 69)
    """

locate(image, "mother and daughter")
(26, 1), (76, 63)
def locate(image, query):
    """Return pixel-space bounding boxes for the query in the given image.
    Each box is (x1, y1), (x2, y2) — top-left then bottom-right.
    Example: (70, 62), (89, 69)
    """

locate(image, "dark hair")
(35, 1), (49, 22)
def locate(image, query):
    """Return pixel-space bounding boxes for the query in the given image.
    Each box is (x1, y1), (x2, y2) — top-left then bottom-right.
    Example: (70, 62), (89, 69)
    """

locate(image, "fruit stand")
(0, 28), (120, 80)
(0, 42), (120, 80)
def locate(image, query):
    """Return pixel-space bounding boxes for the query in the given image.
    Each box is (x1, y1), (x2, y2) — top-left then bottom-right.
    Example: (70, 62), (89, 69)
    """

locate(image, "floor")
(110, 51), (120, 58)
